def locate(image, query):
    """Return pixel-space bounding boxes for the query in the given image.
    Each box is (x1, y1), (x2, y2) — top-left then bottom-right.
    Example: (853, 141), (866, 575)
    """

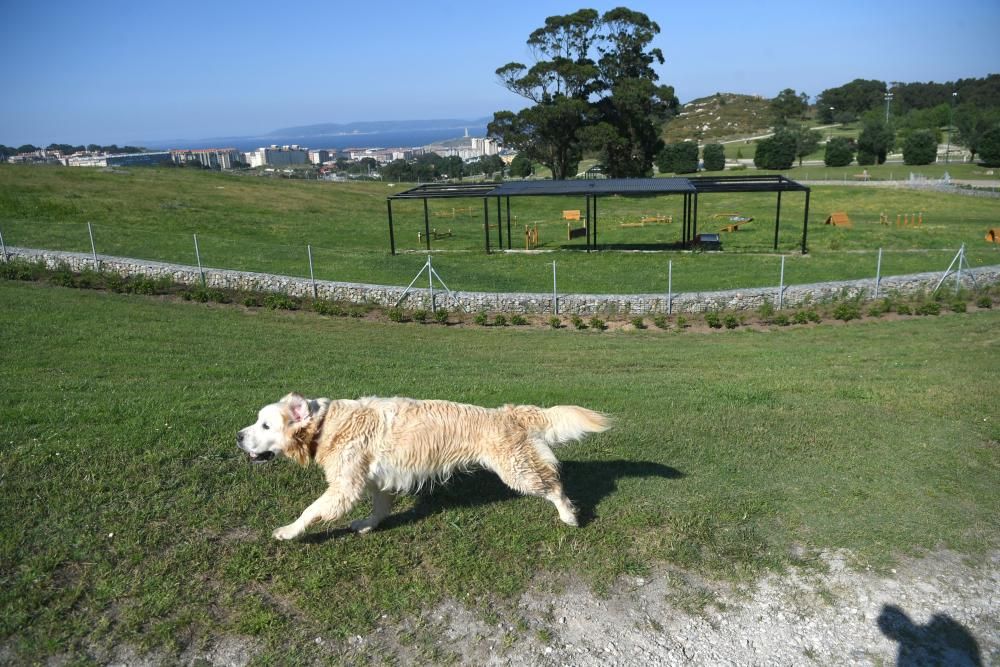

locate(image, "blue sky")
(2, 0), (998, 146)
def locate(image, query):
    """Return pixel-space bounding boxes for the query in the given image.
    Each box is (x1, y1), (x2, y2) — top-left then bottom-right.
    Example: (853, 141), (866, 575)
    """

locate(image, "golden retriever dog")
(237, 393), (610, 540)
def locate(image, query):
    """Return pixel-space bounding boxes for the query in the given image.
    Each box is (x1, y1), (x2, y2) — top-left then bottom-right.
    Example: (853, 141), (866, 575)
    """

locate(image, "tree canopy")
(489, 7), (677, 179)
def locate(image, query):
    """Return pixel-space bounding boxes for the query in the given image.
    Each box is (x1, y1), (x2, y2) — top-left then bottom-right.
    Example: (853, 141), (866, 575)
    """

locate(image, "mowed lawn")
(1, 281), (997, 662)
(1, 165), (998, 294)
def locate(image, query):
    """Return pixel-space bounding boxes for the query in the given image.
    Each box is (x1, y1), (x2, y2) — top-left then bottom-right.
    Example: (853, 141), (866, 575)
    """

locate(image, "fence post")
(428, 255), (435, 312)
(874, 248), (883, 300)
(667, 260), (673, 315)
(307, 244), (317, 298)
(87, 222), (100, 270)
(193, 234), (205, 287)
(0, 227), (6, 262)
(777, 255), (786, 310)
(552, 261), (558, 315)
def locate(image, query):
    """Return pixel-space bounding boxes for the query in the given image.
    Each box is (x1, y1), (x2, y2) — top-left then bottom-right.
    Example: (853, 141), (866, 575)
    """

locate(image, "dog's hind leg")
(350, 486), (397, 534)
(273, 480), (366, 540)
(486, 444), (579, 527)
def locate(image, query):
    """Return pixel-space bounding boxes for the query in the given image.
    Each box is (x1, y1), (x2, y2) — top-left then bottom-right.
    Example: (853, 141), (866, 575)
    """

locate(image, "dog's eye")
(262, 423), (270, 430)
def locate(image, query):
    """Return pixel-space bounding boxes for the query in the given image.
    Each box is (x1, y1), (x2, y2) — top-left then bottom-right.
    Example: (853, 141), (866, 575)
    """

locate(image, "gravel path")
(351, 549), (998, 666)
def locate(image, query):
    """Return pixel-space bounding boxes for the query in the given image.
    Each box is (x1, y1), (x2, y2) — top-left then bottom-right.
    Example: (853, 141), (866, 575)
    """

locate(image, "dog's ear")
(281, 393), (312, 425)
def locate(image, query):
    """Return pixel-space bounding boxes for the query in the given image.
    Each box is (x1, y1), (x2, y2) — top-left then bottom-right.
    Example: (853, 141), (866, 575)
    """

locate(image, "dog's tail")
(539, 405), (611, 446)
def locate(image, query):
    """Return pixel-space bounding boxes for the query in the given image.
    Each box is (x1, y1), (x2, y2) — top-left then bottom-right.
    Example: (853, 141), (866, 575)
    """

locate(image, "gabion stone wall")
(7, 247), (998, 315)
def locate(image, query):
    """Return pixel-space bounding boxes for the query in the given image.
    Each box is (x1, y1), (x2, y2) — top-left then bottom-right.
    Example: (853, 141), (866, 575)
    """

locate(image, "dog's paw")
(350, 518), (376, 534)
(272, 524), (301, 540)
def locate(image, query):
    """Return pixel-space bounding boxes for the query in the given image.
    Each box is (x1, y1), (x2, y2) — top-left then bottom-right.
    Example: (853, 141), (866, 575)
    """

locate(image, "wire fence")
(1, 219), (996, 300)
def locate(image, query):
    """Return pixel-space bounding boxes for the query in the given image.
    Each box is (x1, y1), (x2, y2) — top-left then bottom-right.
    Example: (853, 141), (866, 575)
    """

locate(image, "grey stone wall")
(6, 246), (997, 315)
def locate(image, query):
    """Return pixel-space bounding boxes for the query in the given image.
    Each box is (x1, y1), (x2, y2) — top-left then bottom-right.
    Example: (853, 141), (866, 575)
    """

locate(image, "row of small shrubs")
(4, 259), (996, 330)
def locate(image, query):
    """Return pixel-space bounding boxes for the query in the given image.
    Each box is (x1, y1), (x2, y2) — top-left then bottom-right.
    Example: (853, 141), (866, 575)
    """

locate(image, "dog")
(237, 393), (610, 540)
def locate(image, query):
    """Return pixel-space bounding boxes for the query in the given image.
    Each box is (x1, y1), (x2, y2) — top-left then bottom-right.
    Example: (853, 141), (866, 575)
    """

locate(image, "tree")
(656, 141), (698, 174)
(954, 105), (1000, 161)
(16, 144), (38, 154)
(824, 137), (855, 167)
(902, 129), (937, 165)
(509, 155), (533, 178)
(490, 7), (677, 179)
(771, 88), (808, 124)
(977, 126), (1000, 167)
(784, 123), (821, 166)
(817, 79), (887, 123)
(702, 143), (725, 171)
(857, 117), (895, 164)
(753, 132), (796, 170)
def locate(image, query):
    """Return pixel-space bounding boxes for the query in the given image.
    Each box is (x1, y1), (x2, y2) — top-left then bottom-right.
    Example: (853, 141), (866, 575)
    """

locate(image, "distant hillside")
(269, 118), (491, 137)
(662, 93), (772, 143)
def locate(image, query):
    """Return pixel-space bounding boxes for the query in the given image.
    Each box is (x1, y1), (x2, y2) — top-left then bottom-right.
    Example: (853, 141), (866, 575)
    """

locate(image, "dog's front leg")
(273, 484), (360, 540)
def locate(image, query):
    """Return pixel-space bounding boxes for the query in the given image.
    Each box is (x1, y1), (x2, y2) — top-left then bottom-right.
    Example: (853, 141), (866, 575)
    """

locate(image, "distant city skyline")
(2, 0), (998, 146)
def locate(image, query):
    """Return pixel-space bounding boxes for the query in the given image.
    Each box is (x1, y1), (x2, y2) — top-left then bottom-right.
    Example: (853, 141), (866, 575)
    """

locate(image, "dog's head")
(237, 393), (314, 464)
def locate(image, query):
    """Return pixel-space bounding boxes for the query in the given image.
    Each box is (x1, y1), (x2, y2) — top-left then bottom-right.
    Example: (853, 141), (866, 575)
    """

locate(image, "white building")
(246, 145), (309, 167)
(171, 148), (241, 169)
(308, 149), (334, 164)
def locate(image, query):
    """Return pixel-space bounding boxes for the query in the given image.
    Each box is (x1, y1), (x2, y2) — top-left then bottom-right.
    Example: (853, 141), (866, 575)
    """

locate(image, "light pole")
(884, 91), (893, 123)
(945, 91), (957, 164)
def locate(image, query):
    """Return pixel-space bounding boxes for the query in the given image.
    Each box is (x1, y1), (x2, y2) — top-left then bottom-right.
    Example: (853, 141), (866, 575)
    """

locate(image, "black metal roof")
(389, 182), (500, 199)
(688, 175), (810, 193)
(491, 177), (695, 196)
(389, 175), (807, 200)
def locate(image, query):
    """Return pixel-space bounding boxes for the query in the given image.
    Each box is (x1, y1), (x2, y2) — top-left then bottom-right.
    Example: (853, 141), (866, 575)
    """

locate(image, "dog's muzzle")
(237, 432), (276, 463)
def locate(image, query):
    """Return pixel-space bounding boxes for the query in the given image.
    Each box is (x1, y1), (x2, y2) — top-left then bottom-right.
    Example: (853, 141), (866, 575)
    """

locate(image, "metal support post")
(874, 248), (883, 300)
(778, 255), (786, 310)
(88, 222), (100, 269)
(552, 261), (558, 315)
(307, 245), (317, 298)
(667, 260), (673, 315)
(194, 234), (205, 287)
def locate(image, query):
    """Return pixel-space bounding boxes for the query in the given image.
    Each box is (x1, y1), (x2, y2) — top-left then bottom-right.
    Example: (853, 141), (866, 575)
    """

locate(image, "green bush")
(0, 259), (45, 281)
(976, 125), (1000, 167)
(494, 314), (508, 327)
(916, 302), (941, 316)
(824, 137), (855, 167)
(434, 309), (449, 324)
(657, 141), (699, 174)
(975, 295), (992, 309)
(949, 301), (967, 313)
(386, 307), (405, 322)
(676, 315), (688, 329)
(313, 300), (344, 316)
(902, 129), (937, 165)
(652, 314), (669, 329)
(896, 303), (912, 315)
(548, 316), (562, 329)
(705, 312), (722, 329)
(570, 315), (586, 330)
(588, 316), (606, 331)
(414, 309), (430, 323)
(263, 294), (299, 310)
(474, 311), (489, 326)
(753, 132), (796, 170)
(630, 316), (646, 329)
(832, 301), (861, 321)
(242, 295), (262, 308)
(772, 313), (790, 326)
(723, 314), (739, 329)
(793, 309), (821, 325)
(757, 300), (775, 320)
(702, 143), (726, 171)
(510, 314), (528, 326)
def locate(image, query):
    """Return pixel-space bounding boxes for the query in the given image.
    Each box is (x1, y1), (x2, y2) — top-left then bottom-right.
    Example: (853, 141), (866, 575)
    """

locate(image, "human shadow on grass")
(376, 459), (683, 532)
(877, 604), (982, 666)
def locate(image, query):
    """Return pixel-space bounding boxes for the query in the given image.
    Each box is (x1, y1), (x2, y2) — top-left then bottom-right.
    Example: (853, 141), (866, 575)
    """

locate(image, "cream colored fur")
(237, 394), (610, 540)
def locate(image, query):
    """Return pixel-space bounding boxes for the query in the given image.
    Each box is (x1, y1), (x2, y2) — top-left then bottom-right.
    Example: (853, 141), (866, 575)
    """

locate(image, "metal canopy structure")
(386, 175), (811, 255)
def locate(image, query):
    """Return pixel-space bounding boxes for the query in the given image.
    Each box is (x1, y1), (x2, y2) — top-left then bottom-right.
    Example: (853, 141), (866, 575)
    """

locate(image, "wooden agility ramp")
(824, 211), (852, 228)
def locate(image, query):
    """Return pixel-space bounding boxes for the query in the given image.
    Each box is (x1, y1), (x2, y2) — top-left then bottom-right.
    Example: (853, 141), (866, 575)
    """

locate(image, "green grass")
(1, 165), (998, 296)
(1, 280), (997, 662)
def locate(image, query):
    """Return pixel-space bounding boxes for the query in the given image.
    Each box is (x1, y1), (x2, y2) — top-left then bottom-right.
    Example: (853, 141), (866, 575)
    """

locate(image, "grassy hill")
(1, 165), (998, 297)
(663, 93), (774, 143)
